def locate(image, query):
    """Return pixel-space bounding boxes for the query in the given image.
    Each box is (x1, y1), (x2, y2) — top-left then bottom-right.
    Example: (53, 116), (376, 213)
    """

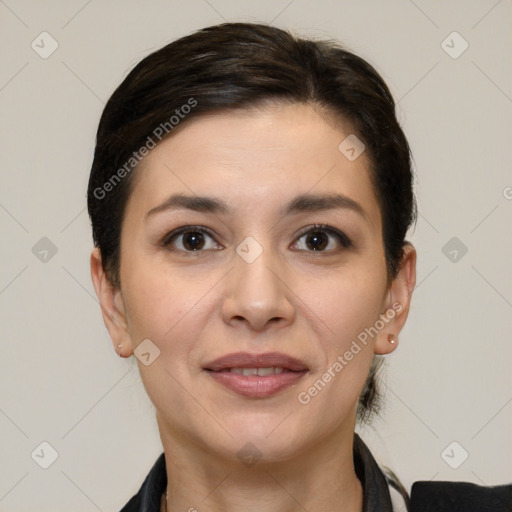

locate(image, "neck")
(157, 414), (364, 512)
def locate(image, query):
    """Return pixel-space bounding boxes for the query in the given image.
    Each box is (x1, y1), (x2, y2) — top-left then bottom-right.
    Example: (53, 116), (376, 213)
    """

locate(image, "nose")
(221, 238), (295, 333)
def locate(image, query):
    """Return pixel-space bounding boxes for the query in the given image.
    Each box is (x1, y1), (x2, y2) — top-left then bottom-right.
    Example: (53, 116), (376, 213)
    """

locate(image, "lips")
(203, 352), (309, 399)
(204, 352), (309, 372)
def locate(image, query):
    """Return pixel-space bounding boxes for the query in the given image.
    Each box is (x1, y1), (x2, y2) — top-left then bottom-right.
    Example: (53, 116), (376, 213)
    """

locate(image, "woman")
(87, 22), (511, 512)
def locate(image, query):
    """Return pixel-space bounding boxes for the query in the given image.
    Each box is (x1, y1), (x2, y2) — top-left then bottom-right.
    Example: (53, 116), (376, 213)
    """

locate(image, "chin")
(218, 412), (310, 462)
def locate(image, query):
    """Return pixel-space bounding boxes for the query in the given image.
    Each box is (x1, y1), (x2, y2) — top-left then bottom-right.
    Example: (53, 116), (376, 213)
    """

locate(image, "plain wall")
(1, 1), (511, 511)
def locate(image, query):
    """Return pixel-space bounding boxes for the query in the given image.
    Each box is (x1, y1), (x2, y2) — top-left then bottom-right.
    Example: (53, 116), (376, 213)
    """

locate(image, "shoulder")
(119, 453), (167, 512)
(410, 480), (512, 512)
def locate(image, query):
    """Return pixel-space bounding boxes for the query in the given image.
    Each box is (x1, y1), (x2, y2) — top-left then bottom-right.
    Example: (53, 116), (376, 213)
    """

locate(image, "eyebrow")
(145, 192), (367, 220)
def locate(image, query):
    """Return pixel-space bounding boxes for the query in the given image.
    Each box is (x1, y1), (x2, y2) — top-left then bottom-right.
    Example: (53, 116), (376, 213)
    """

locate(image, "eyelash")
(161, 224), (352, 254)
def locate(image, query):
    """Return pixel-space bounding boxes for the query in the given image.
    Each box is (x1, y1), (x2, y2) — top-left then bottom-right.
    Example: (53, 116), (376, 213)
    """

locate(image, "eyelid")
(161, 225), (217, 248)
(294, 223), (353, 250)
(160, 224), (354, 256)
(161, 223), (353, 252)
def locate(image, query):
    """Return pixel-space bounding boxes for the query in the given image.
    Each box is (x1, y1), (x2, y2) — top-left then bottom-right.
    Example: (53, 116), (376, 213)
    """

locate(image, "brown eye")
(162, 226), (222, 252)
(292, 225), (352, 252)
(181, 231), (206, 250)
(304, 231), (328, 251)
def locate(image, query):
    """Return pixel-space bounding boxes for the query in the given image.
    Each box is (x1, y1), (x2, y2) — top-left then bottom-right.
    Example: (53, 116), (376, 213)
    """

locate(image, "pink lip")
(204, 351), (309, 372)
(203, 352), (309, 399)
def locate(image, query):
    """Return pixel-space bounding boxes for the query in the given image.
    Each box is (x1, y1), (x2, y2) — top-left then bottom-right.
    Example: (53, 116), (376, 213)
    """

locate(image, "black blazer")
(119, 433), (512, 511)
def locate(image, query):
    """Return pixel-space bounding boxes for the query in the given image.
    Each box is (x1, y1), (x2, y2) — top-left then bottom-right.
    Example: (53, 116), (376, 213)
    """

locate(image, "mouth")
(203, 352), (309, 398)
(204, 351), (309, 372)
(215, 367), (291, 376)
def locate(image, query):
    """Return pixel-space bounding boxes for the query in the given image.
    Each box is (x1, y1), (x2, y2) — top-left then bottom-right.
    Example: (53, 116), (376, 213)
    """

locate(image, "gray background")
(1, 1), (511, 511)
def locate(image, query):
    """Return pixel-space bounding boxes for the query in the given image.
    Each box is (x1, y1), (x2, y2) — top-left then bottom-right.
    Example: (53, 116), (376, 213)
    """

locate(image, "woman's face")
(93, 102), (415, 463)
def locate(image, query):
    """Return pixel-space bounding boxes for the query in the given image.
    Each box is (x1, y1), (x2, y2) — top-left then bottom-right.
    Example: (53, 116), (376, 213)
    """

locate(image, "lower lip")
(205, 370), (307, 398)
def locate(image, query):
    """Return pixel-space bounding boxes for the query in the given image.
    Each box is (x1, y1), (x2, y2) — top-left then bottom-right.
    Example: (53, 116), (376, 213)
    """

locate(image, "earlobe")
(374, 243), (417, 355)
(90, 248), (134, 357)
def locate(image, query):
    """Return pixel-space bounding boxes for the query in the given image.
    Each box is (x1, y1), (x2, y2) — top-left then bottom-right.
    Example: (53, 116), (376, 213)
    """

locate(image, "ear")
(90, 248), (134, 357)
(374, 242), (417, 355)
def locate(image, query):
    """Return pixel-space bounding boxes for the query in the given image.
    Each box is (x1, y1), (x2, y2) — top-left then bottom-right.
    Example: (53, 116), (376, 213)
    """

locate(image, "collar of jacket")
(119, 432), (395, 512)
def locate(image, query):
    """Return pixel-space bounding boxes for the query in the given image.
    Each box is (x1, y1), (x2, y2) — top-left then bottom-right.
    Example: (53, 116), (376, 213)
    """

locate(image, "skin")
(91, 102), (416, 512)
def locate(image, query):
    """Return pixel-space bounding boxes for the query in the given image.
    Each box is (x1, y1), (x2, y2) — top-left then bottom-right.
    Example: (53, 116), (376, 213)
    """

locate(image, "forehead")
(126, 103), (381, 228)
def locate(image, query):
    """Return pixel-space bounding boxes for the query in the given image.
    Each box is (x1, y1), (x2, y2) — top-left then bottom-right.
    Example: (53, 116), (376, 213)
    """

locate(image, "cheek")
(120, 266), (208, 410)
(121, 254), (219, 363)
(294, 281), (382, 425)
(124, 275), (193, 346)
(310, 266), (386, 346)
(297, 265), (385, 395)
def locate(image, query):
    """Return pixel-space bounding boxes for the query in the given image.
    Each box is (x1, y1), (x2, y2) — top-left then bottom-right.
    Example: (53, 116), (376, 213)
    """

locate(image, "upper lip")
(203, 352), (309, 372)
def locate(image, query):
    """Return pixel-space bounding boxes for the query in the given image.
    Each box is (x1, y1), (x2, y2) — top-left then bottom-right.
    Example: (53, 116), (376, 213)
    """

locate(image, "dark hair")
(87, 22), (416, 428)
